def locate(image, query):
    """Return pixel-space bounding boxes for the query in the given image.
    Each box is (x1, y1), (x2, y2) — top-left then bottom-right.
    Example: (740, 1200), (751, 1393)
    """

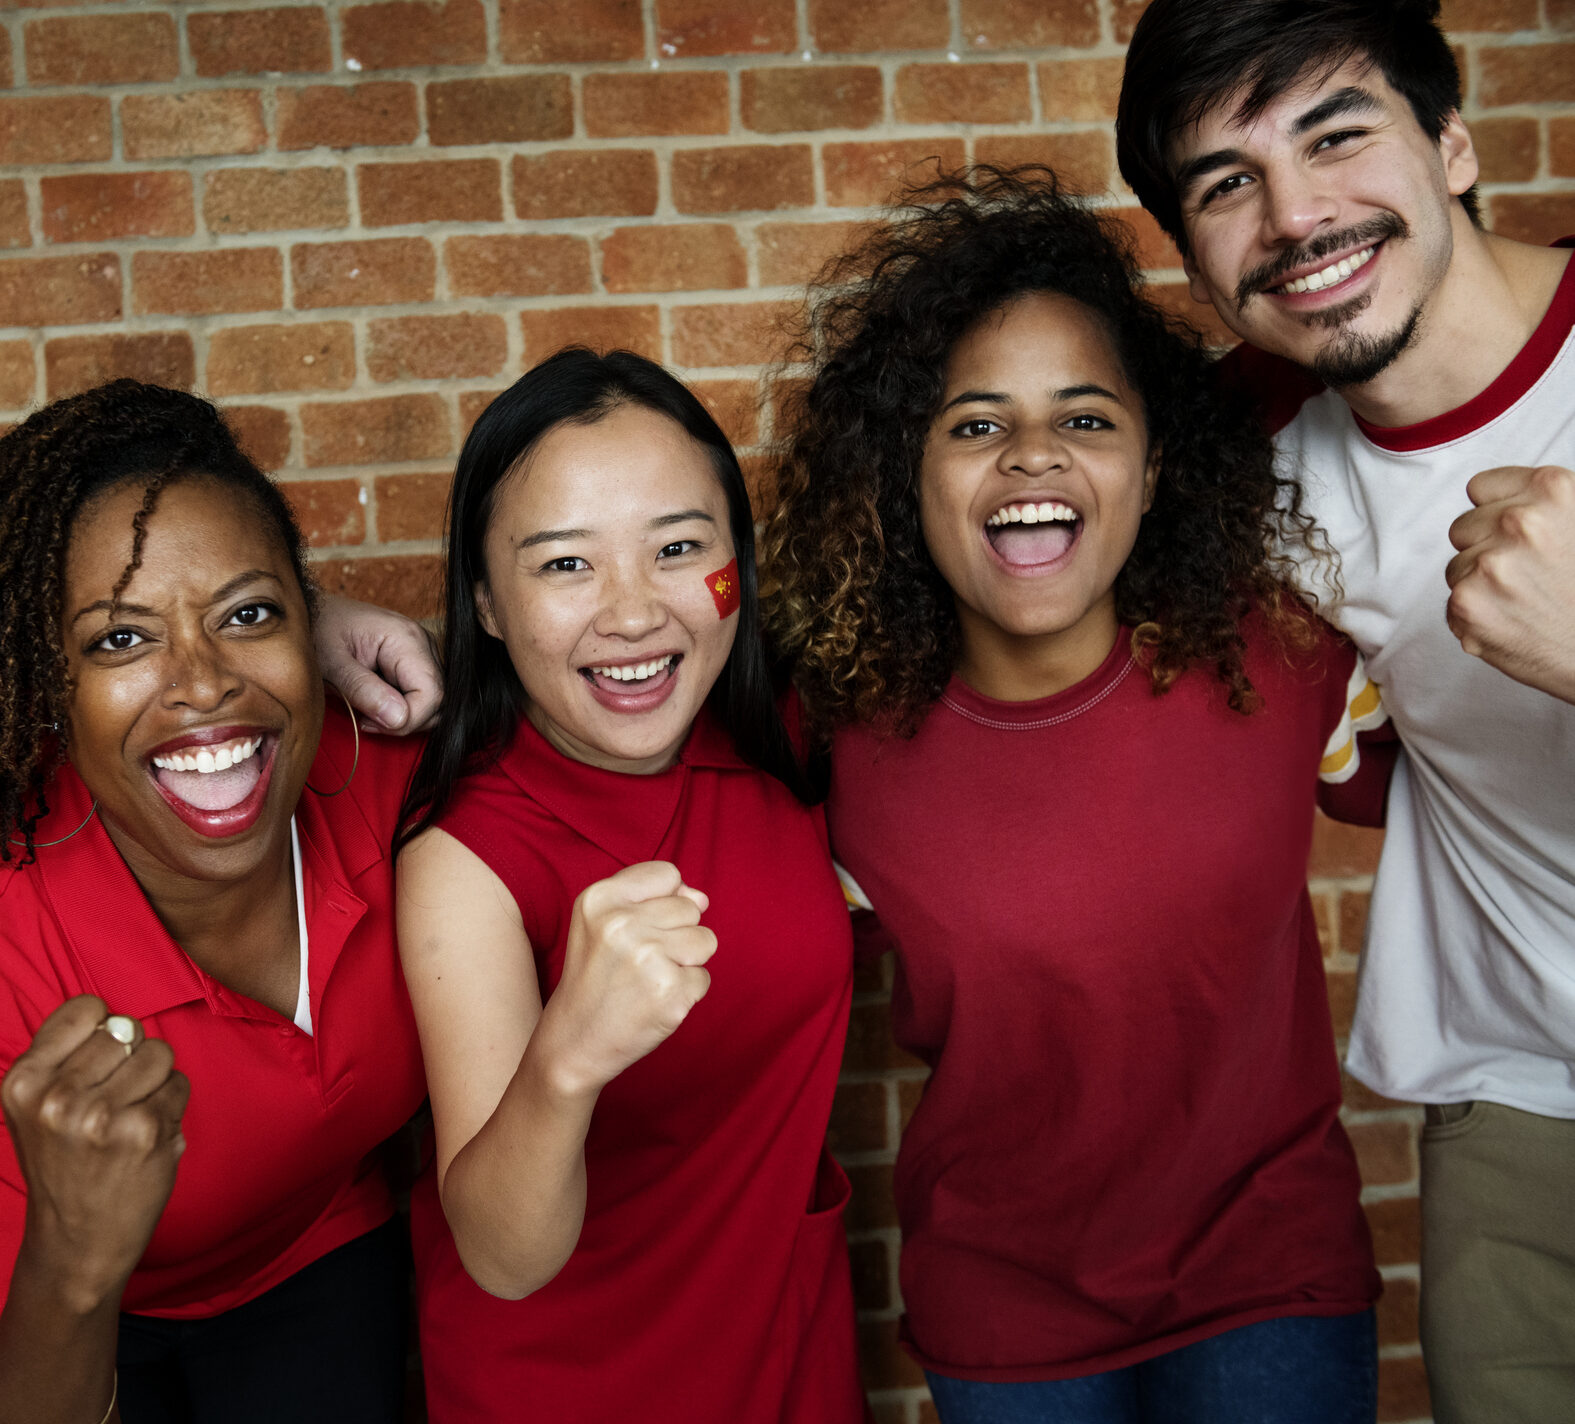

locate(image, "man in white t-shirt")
(1116, 4), (1575, 1421)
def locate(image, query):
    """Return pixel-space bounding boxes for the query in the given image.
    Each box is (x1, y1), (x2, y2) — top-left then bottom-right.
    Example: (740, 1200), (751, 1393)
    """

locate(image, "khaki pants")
(1420, 1100), (1575, 1424)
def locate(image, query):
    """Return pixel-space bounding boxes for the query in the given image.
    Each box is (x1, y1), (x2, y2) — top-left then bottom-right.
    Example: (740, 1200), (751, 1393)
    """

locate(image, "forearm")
(0, 1239), (121, 1424)
(438, 1026), (599, 1301)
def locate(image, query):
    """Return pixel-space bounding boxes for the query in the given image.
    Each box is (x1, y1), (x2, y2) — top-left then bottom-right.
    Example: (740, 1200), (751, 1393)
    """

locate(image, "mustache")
(1234, 213), (1409, 311)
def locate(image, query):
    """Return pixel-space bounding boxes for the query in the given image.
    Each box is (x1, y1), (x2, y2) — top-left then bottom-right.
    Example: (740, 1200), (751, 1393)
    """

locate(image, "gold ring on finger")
(98, 1015), (137, 1058)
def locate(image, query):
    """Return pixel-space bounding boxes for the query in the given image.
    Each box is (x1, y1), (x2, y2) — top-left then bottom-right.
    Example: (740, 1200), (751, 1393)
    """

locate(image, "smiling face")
(1169, 58), (1477, 388)
(919, 291), (1157, 700)
(476, 401), (738, 775)
(62, 476), (322, 887)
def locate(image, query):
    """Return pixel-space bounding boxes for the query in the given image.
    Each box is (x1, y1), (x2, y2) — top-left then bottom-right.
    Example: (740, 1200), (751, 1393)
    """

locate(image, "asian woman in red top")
(0, 382), (426, 1424)
(395, 348), (864, 1423)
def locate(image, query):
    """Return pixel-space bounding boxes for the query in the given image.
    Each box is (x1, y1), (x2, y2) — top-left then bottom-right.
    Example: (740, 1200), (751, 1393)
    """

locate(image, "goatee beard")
(1311, 303), (1423, 388)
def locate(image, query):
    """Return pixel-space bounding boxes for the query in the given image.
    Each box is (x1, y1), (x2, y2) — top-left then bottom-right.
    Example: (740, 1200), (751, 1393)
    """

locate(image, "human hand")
(314, 594), (444, 734)
(540, 863), (716, 1097)
(1445, 465), (1575, 705)
(1, 997), (189, 1313)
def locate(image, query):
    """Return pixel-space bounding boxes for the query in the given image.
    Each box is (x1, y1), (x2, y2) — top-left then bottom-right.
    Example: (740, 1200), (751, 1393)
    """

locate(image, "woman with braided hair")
(0, 380), (425, 1423)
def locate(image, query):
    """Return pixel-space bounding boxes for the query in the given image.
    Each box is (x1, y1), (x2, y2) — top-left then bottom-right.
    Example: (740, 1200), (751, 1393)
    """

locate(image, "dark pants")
(117, 1218), (408, 1424)
(925, 1308), (1378, 1424)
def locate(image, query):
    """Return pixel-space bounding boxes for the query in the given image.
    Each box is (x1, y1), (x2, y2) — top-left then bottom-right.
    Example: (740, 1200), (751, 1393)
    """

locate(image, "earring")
(10, 801), (98, 850)
(305, 684), (361, 798)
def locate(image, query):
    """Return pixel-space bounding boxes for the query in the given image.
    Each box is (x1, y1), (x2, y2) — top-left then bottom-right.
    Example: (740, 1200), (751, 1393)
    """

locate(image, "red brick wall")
(3, 3), (1571, 1418)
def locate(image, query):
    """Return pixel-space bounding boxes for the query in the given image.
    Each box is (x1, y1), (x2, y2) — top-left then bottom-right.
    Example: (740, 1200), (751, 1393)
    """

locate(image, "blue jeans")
(925, 1309), (1377, 1424)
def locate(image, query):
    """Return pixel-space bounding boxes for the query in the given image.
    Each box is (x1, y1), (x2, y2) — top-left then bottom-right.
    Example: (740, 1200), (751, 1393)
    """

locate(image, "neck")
(1337, 219), (1570, 428)
(955, 605), (1122, 702)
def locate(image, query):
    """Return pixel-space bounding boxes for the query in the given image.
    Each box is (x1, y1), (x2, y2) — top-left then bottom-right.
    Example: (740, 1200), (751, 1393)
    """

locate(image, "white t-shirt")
(1236, 247), (1575, 1116)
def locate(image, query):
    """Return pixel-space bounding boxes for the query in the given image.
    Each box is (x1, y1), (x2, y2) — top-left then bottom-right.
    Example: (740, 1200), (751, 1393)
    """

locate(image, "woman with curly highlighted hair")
(762, 167), (1396, 1423)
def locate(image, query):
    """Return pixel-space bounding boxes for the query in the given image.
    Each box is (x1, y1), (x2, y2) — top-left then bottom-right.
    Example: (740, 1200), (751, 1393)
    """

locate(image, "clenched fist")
(1, 995), (189, 1313)
(536, 862), (718, 1100)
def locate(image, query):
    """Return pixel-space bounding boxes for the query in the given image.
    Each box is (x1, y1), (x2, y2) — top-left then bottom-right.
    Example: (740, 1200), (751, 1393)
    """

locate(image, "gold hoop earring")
(9, 800), (98, 850)
(305, 685), (360, 798)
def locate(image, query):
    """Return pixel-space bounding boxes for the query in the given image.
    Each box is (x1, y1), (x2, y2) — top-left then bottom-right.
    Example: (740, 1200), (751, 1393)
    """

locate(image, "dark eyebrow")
(517, 527), (593, 549)
(1291, 85), (1382, 137)
(70, 569), (283, 627)
(940, 383), (1124, 413)
(650, 509), (716, 530)
(1174, 146), (1248, 200)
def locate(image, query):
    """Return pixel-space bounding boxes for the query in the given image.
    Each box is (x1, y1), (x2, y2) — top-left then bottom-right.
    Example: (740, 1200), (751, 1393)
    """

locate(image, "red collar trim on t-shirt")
(1354, 237), (1575, 453)
(940, 633), (1137, 731)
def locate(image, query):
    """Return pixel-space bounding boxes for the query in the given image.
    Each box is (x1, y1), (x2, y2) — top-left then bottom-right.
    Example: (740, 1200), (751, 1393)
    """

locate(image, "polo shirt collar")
(495, 702), (746, 865)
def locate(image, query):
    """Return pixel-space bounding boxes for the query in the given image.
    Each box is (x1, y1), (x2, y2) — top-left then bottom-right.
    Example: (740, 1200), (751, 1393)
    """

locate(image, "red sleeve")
(1307, 624), (1398, 828)
(1214, 342), (1327, 437)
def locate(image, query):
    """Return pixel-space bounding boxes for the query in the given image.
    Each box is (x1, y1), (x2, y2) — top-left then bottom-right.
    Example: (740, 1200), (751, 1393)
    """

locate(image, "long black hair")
(397, 347), (809, 850)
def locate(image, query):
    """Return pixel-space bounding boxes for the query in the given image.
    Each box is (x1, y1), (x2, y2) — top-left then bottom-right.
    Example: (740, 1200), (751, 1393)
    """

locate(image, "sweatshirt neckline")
(940, 635), (1136, 731)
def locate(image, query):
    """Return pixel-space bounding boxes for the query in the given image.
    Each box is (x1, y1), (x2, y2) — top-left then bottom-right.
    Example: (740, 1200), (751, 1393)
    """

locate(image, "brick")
(123, 91), (266, 161)
(366, 313), (508, 382)
(1479, 44), (1575, 107)
(962, 0), (1098, 49)
(0, 95), (111, 166)
(277, 83), (420, 151)
(858, 1318), (926, 1389)
(520, 305), (662, 363)
(1440, 0), (1538, 28)
(302, 393), (451, 467)
(1038, 56), (1125, 122)
(742, 66), (883, 134)
(0, 342), (34, 408)
(601, 224), (747, 293)
(512, 150), (658, 220)
(207, 321), (356, 396)
(341, 0), (487, 70)
(847, 1238), (892, 1312)
(458, 388), (504, 436)
(0, 28), (9, 88)
(1365, 1196), (1421, 1268)
(1312, 891), (1336, 958)
(315, 554), (442, 619)
(843, 998), (925, 1072)
(1347, 1118), (1418, 1187)
(756, 220), (870, 286)
(189, 7), (332, 77)
(224, 405), (292, 471)
(898, 1075), (926, 1128)
(738, 452), (775, 513)
(822, 139), (968, 207)
(1338, 890), (1371, 958)
(842, 1162), (897, 1229)
(1553, 0), (1575, 31)
(973, 131), (1113, 192)
(132, 249), (283, 317)
(853, 949), (890, 993)
(673, 144), (815, 214)
(1147, 279), (1240, 347)
(809, 0), (947, 52)
(25, 13), (177, 86)
(358, 160), (502, 227)
(583, 72), (730, 138)
(43, 331), (193, 401)
(41, 172), (193, 245)
(374, 470), (452, 541)
(827, 1079), (888, 1153)
(291, 238), (436, 309)
(1376, 1274), (1420, 1347)
(0, 253), (119, 328)
(896, 63), (1030, 124)
(427, 76), (573, 147)
(1308, 810), (1384, 877)
(1111, 204), (1185, 271)
(1552, 117), (1575, 177)
(1377, 1354), (1432, 1423)
(499, 0), (644, 62)
(691, 378), (760, 446)
(445, 234), (592, 297)
(1326, 967), (1357, 1040)
(204, 167), (349, 234)
(1489, 192), (1575, 246)
(0, 183), (26, 250)
(672, 300), (795, 366)
(1342, 1070), (1408, 1114)
(281, 478), (366, 547)
(1111, 0), (1146, 43)
(656, 0), (795, 56)
(1468, 115), (1539, 184)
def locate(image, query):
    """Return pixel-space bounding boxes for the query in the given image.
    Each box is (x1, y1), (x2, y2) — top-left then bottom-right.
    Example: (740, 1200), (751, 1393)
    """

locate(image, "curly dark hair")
(0, 379), (316, 863)
(761, 166), (1328, 738)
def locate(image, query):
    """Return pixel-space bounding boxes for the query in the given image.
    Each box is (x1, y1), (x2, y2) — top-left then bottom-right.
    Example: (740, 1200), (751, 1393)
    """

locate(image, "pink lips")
(148, 729), (278, 839)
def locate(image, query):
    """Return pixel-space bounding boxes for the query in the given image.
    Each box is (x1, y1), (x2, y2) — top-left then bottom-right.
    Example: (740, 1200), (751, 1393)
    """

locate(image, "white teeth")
(151, 736), (260, 774)
(986, 500), (1078, 527)
(1279, 245), (1373, 295)
(590, 654), (676, 683)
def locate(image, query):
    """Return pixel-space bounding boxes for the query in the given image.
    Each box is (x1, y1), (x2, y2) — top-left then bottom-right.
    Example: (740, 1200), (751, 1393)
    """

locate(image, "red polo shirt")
(0, 709), (426, 1318)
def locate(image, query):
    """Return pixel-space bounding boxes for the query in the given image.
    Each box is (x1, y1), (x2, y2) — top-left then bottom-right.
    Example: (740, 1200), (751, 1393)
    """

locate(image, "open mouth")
(579, 653), (683, 712)
(984, 499), (1082, 570)
(1271, 243), (1377, 297)
(148, 729), (278, 837)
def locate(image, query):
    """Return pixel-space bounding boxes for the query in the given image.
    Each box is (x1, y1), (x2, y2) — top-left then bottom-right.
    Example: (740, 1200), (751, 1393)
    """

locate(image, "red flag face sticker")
(706, 558), (740, 619)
